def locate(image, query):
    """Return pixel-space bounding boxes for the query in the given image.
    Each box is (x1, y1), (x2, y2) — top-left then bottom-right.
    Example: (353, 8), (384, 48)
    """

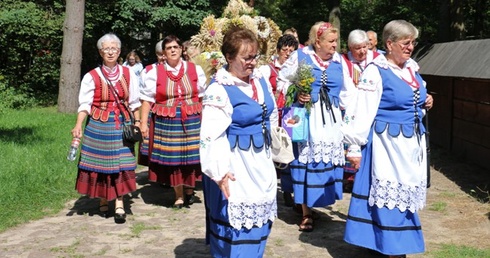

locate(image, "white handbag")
(271, 126), (295, 166)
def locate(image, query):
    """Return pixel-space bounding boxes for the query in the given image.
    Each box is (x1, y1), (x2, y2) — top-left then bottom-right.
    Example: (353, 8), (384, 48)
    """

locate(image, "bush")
(0, 76), (36, 113)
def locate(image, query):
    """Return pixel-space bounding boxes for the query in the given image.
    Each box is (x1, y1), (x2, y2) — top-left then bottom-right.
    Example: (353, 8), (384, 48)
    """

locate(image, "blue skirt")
(279, 166), (293, 193)
(343, 130), (425, 255)
(290, 159), (343, 207)
(202, 175), (272, 258)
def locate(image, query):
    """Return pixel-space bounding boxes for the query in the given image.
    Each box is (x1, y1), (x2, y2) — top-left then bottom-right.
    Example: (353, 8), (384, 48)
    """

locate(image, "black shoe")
(99, 204), (109, 218)
(283, 192), (294, 207)
(114, 207), (126, 223)
(185, 192), (196, 205)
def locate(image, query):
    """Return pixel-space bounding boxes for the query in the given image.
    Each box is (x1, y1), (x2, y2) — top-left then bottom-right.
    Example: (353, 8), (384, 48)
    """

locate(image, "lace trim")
(228, 199), (277, 230)
(368, 178), (427, 213)
(297, 141), (345, 165)
(214, 67), (263, 86)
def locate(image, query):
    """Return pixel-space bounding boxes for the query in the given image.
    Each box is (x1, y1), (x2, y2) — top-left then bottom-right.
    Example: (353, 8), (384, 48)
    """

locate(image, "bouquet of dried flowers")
(285, 61), (315, 113)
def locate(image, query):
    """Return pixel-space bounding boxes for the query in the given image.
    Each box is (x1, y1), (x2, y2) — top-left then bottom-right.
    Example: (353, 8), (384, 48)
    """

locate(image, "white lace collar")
(214, 66), (263, 86)
(374, 55), (420, 72)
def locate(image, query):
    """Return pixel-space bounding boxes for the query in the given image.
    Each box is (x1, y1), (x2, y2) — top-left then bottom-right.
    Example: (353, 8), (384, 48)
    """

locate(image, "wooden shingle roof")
(415, 39), (490, 79)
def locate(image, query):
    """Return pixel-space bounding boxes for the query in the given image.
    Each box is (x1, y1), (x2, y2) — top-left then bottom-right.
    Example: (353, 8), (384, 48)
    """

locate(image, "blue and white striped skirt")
(202, 175), (272, 258)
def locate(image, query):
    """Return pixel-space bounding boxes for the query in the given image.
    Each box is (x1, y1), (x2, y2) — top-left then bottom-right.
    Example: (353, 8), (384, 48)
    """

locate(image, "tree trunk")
(450, 0), (465, 40)
(327, 0), (341, 52)
(438, 0), (451, 42)
(57, 0), (85, 113)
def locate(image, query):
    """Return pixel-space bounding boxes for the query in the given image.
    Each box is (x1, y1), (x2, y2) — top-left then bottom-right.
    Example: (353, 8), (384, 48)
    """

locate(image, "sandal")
(298, 215), (314, 232)
(173, 198), (184, 209)
(114, 207), (126, 222)
(293, 205), (320, 220)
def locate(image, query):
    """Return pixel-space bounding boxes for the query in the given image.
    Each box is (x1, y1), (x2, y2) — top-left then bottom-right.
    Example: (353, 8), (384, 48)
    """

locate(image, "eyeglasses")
(280, 47), (294, 54)
(165, 45), (181, 51)
(100, 47), (119, 54)
(242, 54), (261, 64)
(397, 40), (418, 49)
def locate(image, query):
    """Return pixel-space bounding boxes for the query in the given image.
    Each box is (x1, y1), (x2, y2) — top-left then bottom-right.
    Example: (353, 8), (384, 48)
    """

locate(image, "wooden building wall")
(424, 75), (490, 170)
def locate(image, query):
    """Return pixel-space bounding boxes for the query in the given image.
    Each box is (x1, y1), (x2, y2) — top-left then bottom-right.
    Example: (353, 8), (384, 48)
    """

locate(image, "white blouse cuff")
(347, 144), (362, 157)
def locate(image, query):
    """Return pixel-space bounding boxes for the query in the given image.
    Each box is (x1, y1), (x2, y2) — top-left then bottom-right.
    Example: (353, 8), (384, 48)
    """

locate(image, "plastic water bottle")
(67, 137), (81, 161)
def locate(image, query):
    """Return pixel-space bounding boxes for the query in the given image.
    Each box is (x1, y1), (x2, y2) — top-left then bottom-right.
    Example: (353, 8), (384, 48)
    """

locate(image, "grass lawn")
(0, 106), (80, 232)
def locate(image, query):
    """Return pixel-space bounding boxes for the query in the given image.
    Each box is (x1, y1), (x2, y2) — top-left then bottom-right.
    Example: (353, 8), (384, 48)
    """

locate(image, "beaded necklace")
(401, 67), (420, 88)
(165, 62), (185, 82)
(101, 65), (120, 82)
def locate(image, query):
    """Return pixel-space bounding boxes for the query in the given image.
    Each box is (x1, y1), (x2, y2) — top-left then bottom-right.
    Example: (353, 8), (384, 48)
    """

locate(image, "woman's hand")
(298, 92), (311, 105)
(217, 172), (236, 199)
(71, 125), (83, 139)
(425, 93), (434, 110)
(140, 122), (149, 138)
(347, 156), (362, 170)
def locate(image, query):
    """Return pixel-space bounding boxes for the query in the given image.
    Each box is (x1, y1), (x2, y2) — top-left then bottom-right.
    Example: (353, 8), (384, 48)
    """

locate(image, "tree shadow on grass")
(0, 127), (44, 145)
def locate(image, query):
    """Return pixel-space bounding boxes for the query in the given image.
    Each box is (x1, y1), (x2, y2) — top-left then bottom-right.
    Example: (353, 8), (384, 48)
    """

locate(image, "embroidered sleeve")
(341, 64), (383, 149)
(339, 54), (358, 111)
(200, 83), (233, 181)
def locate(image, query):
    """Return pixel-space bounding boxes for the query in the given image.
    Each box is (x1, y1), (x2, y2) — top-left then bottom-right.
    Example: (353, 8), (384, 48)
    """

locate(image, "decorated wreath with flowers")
(190, 0), (282, 81)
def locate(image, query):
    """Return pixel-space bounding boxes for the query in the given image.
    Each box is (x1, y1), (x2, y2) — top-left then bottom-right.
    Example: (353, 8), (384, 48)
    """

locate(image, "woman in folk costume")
(140, 35), (207, 209)
(137, 40), (165, 166)
(341, 29), (381, 191)
(276, 22), (357, 232)
(342, 20), (433, 257)
(199, 27), (278, 258)
(71, 33), (141, 223)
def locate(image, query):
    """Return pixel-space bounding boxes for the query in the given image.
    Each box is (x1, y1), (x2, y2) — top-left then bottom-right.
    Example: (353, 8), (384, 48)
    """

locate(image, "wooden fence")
(424, 75), (490, 170)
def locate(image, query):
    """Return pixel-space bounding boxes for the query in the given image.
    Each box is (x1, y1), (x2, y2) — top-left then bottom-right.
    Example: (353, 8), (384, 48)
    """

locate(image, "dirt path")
(0, 160), (489, 257)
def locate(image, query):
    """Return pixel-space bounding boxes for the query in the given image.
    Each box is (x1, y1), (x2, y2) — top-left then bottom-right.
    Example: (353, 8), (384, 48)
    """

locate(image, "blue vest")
(222, 77), (275, 150)
(297, 51), (342, 108)
(374, 65), (427, 137)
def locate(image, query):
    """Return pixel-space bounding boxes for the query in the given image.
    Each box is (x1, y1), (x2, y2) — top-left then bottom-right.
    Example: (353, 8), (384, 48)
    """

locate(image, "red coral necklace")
(166, 63), (185, 82)
(400, 67), (420, 88)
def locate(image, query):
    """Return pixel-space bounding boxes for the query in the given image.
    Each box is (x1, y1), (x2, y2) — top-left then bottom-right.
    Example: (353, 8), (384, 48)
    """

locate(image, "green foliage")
(0, 76), (36, 113)
(0, 0), (488, 109)
(0, 0), (63, 107)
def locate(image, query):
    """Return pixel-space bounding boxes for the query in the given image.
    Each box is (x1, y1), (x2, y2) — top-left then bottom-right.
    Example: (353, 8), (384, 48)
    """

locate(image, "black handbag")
(101, 67), (142, 145)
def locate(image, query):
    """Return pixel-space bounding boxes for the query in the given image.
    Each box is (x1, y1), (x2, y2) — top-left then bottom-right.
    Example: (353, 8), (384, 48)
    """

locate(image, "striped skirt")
(76, 115), (137, 200)
(343, 131), (425, 255)
(147, 108), (201, 186)
(203, 175), (272, 258)
(137, 113), (152, 166)
(290, 159), (344, 207)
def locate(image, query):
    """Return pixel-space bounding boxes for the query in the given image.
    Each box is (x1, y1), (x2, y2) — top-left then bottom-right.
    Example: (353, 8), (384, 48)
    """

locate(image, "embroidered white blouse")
(199, 67), (278, 230)
(139, 61), (207, 103)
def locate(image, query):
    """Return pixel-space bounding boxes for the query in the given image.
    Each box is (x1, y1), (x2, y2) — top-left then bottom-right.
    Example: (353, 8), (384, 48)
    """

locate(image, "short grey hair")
(348, 29), (369, 47)
(382, 20), (419, 48)
(97, 33), (121, 50)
